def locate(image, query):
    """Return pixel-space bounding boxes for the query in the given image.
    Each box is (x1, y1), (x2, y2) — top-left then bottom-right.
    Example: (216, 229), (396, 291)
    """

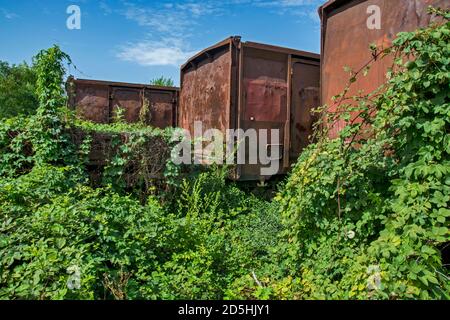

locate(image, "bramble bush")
(226, 7), (449, 300)
(0, 8), (448, 300)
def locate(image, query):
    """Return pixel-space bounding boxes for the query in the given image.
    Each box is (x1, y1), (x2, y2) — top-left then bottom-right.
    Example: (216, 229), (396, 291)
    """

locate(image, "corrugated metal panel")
(319, 0), (449, 138)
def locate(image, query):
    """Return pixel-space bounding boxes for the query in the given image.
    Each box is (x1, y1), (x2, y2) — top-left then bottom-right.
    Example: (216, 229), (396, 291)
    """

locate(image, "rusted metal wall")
(319, 0), (449, 138)
(67, 78), (179, 128)
(68, 82), (110, 123)
(145, 90), (177, 129)
(290, 59), (320, 162)
(179, 37), (320, 180)
(111, 87), (142, 123)
(239, 46), (289, 179)
(179, 43), (233, 135)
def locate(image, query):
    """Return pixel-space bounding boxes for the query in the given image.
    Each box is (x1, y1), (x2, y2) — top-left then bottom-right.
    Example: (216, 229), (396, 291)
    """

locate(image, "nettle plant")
(227, 7), (449, 300)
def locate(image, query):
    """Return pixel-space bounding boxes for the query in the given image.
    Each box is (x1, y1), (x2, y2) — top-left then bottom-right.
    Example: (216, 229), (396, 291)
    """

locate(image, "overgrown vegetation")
(0, 9), (448, 300)
(0, 46), (277, 300)
(226, 7), (450, 300)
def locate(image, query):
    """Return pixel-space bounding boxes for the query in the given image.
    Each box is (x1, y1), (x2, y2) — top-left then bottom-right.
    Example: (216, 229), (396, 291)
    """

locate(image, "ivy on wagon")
(227, 7), (450, 300)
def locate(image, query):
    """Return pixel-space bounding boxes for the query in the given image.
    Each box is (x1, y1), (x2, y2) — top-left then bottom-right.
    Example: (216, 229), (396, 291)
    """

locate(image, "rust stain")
(179, 37), (320, 180)
(244, 77), (287, 123)
(179, 45), (231, 135)
(319, 0), (449, 138)
(67, 78), (178, 128)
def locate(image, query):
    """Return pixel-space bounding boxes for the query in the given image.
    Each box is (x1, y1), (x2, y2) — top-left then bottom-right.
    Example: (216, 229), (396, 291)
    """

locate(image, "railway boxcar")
(319, 0), (449, 138)
(179, 36), (320, 181)
(67, 77), (179, 128)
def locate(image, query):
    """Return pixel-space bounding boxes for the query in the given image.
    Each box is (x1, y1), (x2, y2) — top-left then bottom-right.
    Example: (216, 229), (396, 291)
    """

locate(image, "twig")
(252, 271), (263, 288)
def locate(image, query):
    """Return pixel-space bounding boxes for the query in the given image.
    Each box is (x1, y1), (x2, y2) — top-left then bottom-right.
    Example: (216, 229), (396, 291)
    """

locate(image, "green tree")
(0, 61), (38, 119)
(150, 76), (175, 87)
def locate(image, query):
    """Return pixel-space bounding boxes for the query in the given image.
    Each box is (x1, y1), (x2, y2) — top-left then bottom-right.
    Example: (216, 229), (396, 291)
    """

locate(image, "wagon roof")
(318, 0), (353, 17)
(68, 78), (180, 91)
(180, 36), (320, 71)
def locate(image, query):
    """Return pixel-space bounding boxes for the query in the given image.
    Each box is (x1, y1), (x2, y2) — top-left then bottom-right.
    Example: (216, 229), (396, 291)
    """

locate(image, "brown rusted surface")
(179, 42), (232, 135)
(180, 37), (320, 180)
(111, 87), (142, 123)
(290, 60), (320, 161)
(67, 78), (179, 128)
(239, 46), (288, 179)
(145, 90), (177, 129)
(243, 78), (288, 122)
(319, 0), (449, 138)
(70, 83), (110, 123)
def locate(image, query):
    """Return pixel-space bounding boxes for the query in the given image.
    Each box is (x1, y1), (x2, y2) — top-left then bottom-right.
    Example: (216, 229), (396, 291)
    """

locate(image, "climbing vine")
(227, 7), (450, 300)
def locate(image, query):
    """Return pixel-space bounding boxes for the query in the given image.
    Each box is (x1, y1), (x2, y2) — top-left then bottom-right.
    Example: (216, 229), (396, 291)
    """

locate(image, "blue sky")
(0, 0), (324, 86)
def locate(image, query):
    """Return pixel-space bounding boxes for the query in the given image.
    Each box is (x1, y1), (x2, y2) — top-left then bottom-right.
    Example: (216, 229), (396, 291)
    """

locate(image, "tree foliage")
(0, 61), (38, 119)
(149, 76), (175, 87)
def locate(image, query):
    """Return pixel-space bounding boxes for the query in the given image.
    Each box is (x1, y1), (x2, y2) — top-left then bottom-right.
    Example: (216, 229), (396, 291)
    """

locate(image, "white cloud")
(116, 0), (322, 67)
(252, 0), (321, 7)
(1, 8), (19, 19)
(251, 0), (322, 21)
(123, 3), (197, 36)
(308, 9), (320, 23)
(117, 39), (197, 67)
(278, 0), (320, 6)
(175, 2), (222, 16)
(121, 0), (320, 36)
(117, 1), (218, 67)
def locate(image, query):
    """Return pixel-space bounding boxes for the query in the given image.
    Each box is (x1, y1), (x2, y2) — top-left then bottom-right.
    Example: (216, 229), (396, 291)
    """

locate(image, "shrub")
(227, 7), (450, 300)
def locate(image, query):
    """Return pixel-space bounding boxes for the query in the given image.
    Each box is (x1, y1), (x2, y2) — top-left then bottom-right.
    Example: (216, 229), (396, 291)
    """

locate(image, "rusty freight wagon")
(179, 36), (320, 181)
(67, 77), (179, 128)
(319, 0), (449, 138)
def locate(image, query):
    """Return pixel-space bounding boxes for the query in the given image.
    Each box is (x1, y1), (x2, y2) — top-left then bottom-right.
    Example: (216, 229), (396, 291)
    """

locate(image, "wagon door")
(238, 46), (290, 180)
(71, 82), (110, 123)
(290, 59), (320, 162)
(144, 89), (176, 129)
(110, 87), (143, 123)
